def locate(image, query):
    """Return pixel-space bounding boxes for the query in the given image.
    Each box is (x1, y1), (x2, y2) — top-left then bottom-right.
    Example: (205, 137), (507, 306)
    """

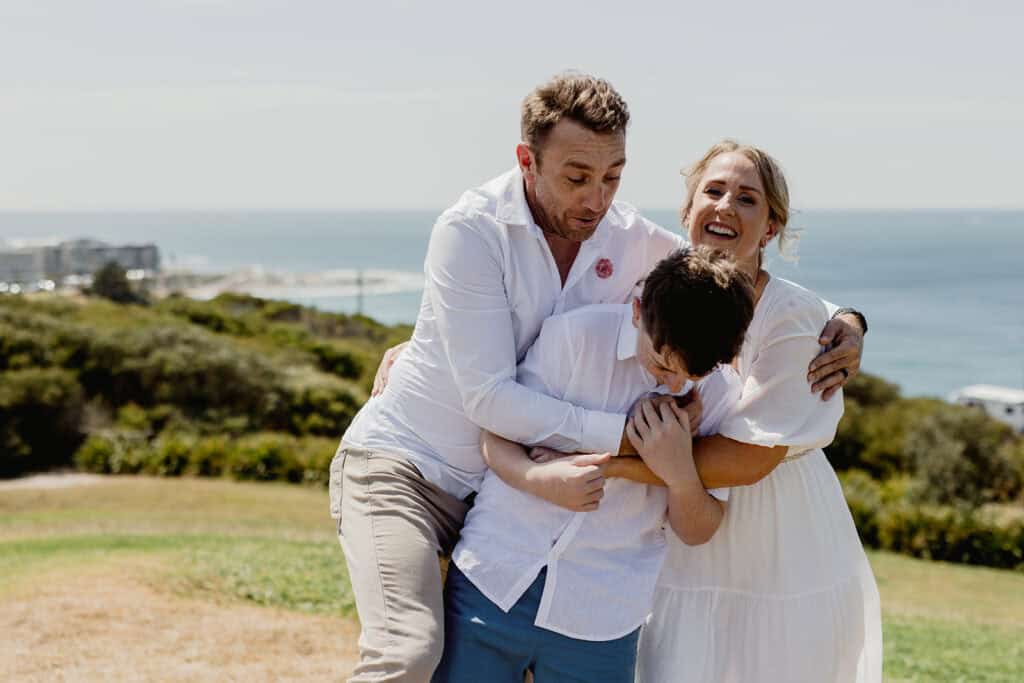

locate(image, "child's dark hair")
(640, 247), (755, 377)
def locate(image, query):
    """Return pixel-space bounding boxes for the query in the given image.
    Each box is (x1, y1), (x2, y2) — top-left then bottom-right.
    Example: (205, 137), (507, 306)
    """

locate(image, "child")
(433, 247), (756, 683)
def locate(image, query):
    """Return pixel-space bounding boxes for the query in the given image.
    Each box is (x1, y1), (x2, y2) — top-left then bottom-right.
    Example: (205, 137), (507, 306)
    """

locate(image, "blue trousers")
(432, 565), (640, 683)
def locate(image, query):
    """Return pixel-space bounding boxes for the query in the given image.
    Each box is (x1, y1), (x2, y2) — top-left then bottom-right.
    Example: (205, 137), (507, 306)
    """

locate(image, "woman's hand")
(371, 341), (409, 396)
(626, 399), (696, 490)
(808, 314), (863, 400)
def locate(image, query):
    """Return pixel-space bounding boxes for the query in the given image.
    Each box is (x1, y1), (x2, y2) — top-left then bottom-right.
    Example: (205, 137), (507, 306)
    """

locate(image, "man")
(331, 72), (864, 682)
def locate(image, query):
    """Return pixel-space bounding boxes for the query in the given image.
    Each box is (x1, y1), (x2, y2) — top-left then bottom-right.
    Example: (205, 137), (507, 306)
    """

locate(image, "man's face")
(632, 298), (695, 394)
(517, 119), (626, 242)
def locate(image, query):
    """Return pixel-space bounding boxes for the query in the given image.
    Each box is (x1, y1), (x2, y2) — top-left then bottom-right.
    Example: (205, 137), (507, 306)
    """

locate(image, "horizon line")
(2, 206), (1023, 214)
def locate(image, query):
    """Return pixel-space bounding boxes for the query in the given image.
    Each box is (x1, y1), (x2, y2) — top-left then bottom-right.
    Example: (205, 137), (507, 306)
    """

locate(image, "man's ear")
(632, 297), (641, 328)
(516, 143), (536, 181)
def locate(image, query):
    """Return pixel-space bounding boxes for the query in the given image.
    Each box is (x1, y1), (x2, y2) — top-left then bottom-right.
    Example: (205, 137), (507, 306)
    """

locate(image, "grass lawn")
(2, 476), (1022, 682)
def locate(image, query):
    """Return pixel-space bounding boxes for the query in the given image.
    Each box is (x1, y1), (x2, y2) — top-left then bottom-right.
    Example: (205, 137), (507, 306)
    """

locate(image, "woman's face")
(684, 151), (775, 275)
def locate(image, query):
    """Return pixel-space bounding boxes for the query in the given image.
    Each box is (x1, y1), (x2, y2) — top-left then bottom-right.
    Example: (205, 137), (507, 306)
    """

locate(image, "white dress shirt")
(343, 169), (683, 498)
(452, 304), (741, 641)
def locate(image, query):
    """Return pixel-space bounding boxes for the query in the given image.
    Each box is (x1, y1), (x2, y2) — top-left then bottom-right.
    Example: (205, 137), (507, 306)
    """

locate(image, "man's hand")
(371, 341), (409, 396)
(626, 399), (695, 490)
(808, 314), (864, 401)
(525, 452), (610, 512)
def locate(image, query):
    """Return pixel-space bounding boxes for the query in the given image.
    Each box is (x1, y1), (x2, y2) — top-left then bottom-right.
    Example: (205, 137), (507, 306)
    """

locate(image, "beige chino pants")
(330, 445), (470, 683)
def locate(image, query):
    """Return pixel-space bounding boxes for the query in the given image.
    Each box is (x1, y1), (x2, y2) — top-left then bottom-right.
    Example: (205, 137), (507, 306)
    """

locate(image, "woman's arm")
(609, 401), (788, 488)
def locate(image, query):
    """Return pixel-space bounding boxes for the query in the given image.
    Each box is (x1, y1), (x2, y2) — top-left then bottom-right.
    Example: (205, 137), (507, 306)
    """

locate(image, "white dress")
(637, 277), (882, 683)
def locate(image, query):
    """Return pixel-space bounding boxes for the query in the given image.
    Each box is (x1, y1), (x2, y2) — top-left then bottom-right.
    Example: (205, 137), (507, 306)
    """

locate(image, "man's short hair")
(640, 247), (755, 377)
(520, 72), (630, 161)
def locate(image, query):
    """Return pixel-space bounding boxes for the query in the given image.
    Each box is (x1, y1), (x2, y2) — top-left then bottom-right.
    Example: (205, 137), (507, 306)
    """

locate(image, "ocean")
(1, 209), (1021, 399)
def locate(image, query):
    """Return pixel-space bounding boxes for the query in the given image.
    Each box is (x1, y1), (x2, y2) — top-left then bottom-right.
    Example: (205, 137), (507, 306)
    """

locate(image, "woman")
(624, 140), (882, 682)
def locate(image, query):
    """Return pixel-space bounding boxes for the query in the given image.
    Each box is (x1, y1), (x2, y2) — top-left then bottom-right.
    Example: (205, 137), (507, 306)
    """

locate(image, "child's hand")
(626, 399), (696, 490)
(525, 452), (610, 512)
(528, 446), (571, 464)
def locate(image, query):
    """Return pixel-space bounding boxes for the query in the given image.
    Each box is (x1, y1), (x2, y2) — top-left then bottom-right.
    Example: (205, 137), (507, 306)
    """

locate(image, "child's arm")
(627, 400), (724, 544)
(482, 431), (610, 512)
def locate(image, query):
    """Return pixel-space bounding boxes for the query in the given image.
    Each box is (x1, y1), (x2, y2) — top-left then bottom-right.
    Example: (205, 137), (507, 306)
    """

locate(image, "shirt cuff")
(580, 409), (627, 455)
(822, 298), (840, 318)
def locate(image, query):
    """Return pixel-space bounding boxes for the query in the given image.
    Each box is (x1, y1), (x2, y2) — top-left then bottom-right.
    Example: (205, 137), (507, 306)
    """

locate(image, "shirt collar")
(496, 167), (530, 226)
(617, 305), (638, 361)
(495, 167), (615, 249)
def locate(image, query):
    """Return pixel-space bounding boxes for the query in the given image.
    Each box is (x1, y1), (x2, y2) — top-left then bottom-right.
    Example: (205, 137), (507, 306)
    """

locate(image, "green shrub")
(90, 261), (145, 305)
(875, 503), (1024, 570)
(0, 324), (54, 370)
(0, 368), (85, 477)
(906, 405), (1021, 505)
(227, 433), (298, 482)
(282, 375), (362, 437)
(185, 435), (233, 477)
(844, 373), (901, 408)
(73, 430), (150, 475)
(144, 432), (197, 476)
(158, 296), (257, 336)
(840, 470), (884, 546)
(308, 341), (364, 380)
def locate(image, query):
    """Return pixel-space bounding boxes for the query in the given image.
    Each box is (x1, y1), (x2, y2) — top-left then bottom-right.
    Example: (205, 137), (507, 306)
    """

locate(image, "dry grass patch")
(1, 562), (358, 682)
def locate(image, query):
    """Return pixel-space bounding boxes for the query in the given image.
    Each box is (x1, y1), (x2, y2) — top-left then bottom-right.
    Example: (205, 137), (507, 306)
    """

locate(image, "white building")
(0, 239), (160, 284)
(948, 384), (1024, 433)
(0, 247), (46, 283)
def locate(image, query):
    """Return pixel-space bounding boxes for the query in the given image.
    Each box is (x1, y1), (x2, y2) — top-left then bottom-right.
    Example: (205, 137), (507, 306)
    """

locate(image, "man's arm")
(424, 216), (625, 454)
(809, 308), (867, 401)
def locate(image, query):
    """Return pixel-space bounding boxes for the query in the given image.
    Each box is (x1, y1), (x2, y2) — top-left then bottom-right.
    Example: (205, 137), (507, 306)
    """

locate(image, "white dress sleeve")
(692, 367), (743, 502)
(717, 284), (844, 454)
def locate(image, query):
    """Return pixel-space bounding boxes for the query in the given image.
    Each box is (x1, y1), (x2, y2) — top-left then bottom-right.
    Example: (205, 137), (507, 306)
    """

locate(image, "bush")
(91, 261), (145, 305)
(282, 374), (363, 437)
(73, 428), (336, 486)
(158, 296), (257, 336)
(906, 405), (1021, 505)
(844, 373), (901, 408)
(144, 432), (196, 476)
(227, 433), (295, 482)
(185, 435), (233, 477)
(0, 368), (85, 477)
(875, 503), (1024, 570)
(73, 430), (150, 475)
(308, 341), (364, 380)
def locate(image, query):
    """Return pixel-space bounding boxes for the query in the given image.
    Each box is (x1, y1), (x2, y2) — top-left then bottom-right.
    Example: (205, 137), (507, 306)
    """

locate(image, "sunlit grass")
(2, 476), (1023, 681)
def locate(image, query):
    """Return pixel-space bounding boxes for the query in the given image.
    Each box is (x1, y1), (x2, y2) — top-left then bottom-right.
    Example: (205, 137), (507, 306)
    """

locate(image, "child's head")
(633, 247), (755, 392)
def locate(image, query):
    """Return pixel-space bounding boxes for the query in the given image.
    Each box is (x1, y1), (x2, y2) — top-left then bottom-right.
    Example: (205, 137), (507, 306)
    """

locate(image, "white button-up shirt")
(343, 169), (683, 498)
(453, 304), (740, 641)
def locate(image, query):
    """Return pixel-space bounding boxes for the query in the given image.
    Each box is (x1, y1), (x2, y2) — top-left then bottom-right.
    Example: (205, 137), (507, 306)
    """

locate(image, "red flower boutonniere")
(595, 258), (613, 279)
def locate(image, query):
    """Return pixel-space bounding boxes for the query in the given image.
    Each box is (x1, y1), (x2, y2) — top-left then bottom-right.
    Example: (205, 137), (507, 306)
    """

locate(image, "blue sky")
(1, 1), (1021, 210)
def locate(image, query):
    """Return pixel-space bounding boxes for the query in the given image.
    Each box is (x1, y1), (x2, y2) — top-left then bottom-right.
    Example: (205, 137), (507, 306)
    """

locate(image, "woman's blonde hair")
(680, 140), (797, 257)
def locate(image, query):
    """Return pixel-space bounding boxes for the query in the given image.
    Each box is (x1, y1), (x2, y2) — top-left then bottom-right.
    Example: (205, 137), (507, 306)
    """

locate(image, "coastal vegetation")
(1, 291), (1022, 571)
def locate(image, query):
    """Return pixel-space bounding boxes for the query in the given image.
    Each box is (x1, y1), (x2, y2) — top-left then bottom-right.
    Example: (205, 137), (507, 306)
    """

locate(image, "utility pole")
(356, 269), (364, 316)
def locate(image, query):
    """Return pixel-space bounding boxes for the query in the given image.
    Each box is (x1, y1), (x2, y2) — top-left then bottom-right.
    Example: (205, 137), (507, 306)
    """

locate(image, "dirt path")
(1, 566), (359, 682)
(0, 472), (105, 491)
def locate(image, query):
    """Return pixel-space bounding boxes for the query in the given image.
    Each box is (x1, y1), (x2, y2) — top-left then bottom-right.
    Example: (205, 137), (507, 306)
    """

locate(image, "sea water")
(2, 209), (1021, 398)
